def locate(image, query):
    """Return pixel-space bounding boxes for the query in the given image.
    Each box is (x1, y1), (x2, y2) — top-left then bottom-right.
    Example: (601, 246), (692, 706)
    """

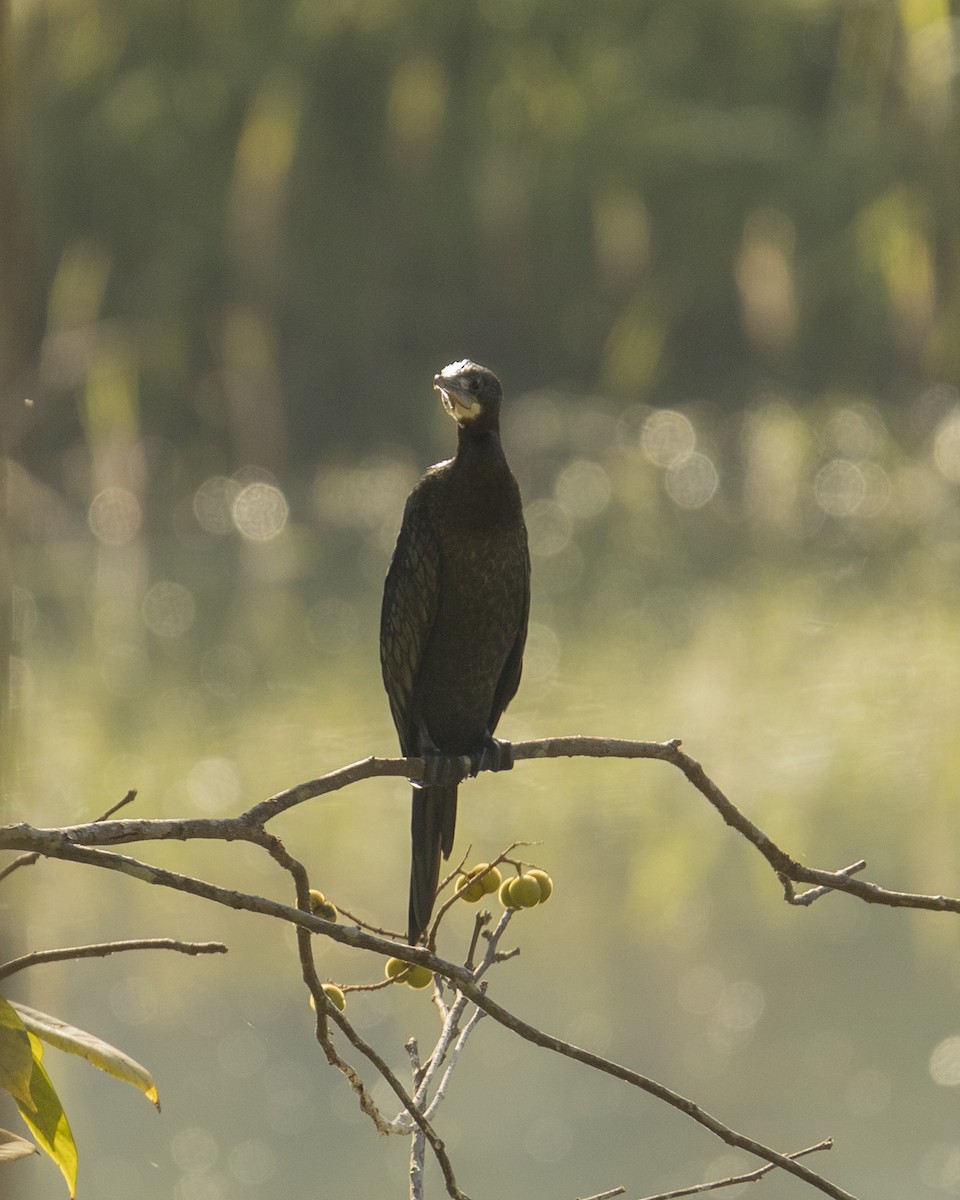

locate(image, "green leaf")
(17, 1033), (77, 1198)
(0, 1126), (40, 1162)
(11, 1003), (160, 1110)
(0, 996), (34, 1106)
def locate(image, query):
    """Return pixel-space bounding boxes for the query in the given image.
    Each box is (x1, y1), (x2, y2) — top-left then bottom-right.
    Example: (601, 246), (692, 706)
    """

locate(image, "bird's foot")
(468, 736), (514, 777)
(414, 753), (469, 788)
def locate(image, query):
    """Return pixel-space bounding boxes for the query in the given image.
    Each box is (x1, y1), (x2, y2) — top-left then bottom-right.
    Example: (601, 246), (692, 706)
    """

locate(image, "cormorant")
(380, 361), (530, 944)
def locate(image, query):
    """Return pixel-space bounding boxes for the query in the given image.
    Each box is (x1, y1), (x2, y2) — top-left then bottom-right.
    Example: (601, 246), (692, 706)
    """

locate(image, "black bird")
(380, 361), (530, 944)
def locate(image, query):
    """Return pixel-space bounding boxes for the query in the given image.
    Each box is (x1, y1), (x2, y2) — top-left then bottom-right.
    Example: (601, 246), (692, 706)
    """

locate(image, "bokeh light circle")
(228, 1139), (276, 1186)
(170, 1126), (219, 1173)
(642, 409), (696, 466)
(856, 461), (891, 517)
(814, 458), (865, 516)
(930, 1036), (960, 1087)
(525, 499), (573, 557)
(232, 482), (288, 541)
(186, 757), (241, 814)
(142, 581), (196, 638)
(194, 476), (241, 534)
(88, 486), (141, 545)
(554, 459), (612, 518)
(665, 452), (719, 509)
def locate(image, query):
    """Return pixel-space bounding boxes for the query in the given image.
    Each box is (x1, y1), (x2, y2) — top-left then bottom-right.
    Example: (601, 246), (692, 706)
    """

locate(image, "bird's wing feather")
(488, 538), (530, 734)
(380, 488), (440, 753)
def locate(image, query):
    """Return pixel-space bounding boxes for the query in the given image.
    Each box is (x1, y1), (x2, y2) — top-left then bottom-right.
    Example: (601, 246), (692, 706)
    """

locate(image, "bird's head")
(434, 360), (502, 432)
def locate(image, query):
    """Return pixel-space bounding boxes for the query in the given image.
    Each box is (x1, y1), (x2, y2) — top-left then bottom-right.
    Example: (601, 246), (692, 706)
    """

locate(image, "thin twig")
(464, 910), (489, 970)
(317, 968), (469, 1196)
(0, 852), (38, 883)
(398, 905), (514, 1132)
(94, 789), (138, 823)
(633, 1138), (834, 1199)
(411, 991), (471, 1112)
(407, 1039), (425, 1200)
(423, 1007), (486, 1123)
(428, 847), (524, 949)
(335, 905), (404, 939)
(781, 863), (867, 906)
(0, 938), (226, 981)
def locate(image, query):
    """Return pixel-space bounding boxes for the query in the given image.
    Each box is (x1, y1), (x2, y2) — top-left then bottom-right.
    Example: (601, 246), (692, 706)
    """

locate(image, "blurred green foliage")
(3, 0), (959, 677)
(4, 4), (960, 1196)
(5, 0), (960, 448)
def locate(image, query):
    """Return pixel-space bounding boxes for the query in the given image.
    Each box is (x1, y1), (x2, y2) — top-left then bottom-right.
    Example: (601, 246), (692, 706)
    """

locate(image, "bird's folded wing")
(379, 488), (440, 752)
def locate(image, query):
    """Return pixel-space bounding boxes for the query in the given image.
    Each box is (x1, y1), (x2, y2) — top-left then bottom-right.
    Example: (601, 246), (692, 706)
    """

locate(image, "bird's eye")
(468, 376), (480, 392)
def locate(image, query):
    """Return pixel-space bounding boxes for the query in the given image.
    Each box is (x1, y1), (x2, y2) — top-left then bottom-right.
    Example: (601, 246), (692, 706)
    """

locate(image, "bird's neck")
(455, 422), (502, 462)
(446, 423), (519, 528)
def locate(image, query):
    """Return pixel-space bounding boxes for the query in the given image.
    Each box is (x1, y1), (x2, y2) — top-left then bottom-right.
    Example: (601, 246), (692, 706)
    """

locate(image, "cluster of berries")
(307, 861), (554, 1011)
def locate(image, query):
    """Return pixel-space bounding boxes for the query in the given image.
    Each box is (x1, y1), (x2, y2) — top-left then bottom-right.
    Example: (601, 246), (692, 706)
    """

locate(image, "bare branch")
(1, 831), (843, 1195)
(266, 826), (471, 1200)
(633, 1138), (834, 1199)
(781, 863), (867, 906)
(3, 734), (957, 918)
(0, 938), (226, 981)
(0, 733), (903, 1200)
(424, 1006), (486, 1124)
(464, 910), (489, 969)
(407, 1039), (426, 1200)
(0, 789), (140, 884)
(307, 961), (469, 1197)
(448, 979), (854, 1200)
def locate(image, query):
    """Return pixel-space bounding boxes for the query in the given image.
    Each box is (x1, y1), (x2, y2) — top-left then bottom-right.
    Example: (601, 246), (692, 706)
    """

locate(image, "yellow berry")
(527, 869), (553, 903)
(308, 890), (338, 922)
(457, 874), (485, 902)
(385, 957), (408, 980)
(321, 984), (346, 1011)
(499, 877), (520, 909)
(406, 965), (434, 990)
(477, 863), (503, 894)
(510, 874), (543, 908)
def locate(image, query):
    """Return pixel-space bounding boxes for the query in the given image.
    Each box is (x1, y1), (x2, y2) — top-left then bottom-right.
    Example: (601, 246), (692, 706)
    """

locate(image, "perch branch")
(4, 735), (957, 919)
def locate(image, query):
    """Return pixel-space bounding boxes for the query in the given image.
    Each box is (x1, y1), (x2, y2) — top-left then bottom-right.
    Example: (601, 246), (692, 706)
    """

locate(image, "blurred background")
(3, 0), (960, 1196)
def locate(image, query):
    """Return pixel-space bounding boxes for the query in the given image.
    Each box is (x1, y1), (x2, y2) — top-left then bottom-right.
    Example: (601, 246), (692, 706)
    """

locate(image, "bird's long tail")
(408, 783), (458, 944)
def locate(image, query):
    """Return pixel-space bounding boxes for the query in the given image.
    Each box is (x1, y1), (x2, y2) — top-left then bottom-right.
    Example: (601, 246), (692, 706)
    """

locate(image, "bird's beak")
(434, 373), (478, 421)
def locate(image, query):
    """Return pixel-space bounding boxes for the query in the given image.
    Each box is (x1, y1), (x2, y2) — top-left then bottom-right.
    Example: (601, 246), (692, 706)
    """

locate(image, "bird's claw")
(469, 737), (514, 777)
(413, 739), (513, 785)
(415, 754), (469, 787)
